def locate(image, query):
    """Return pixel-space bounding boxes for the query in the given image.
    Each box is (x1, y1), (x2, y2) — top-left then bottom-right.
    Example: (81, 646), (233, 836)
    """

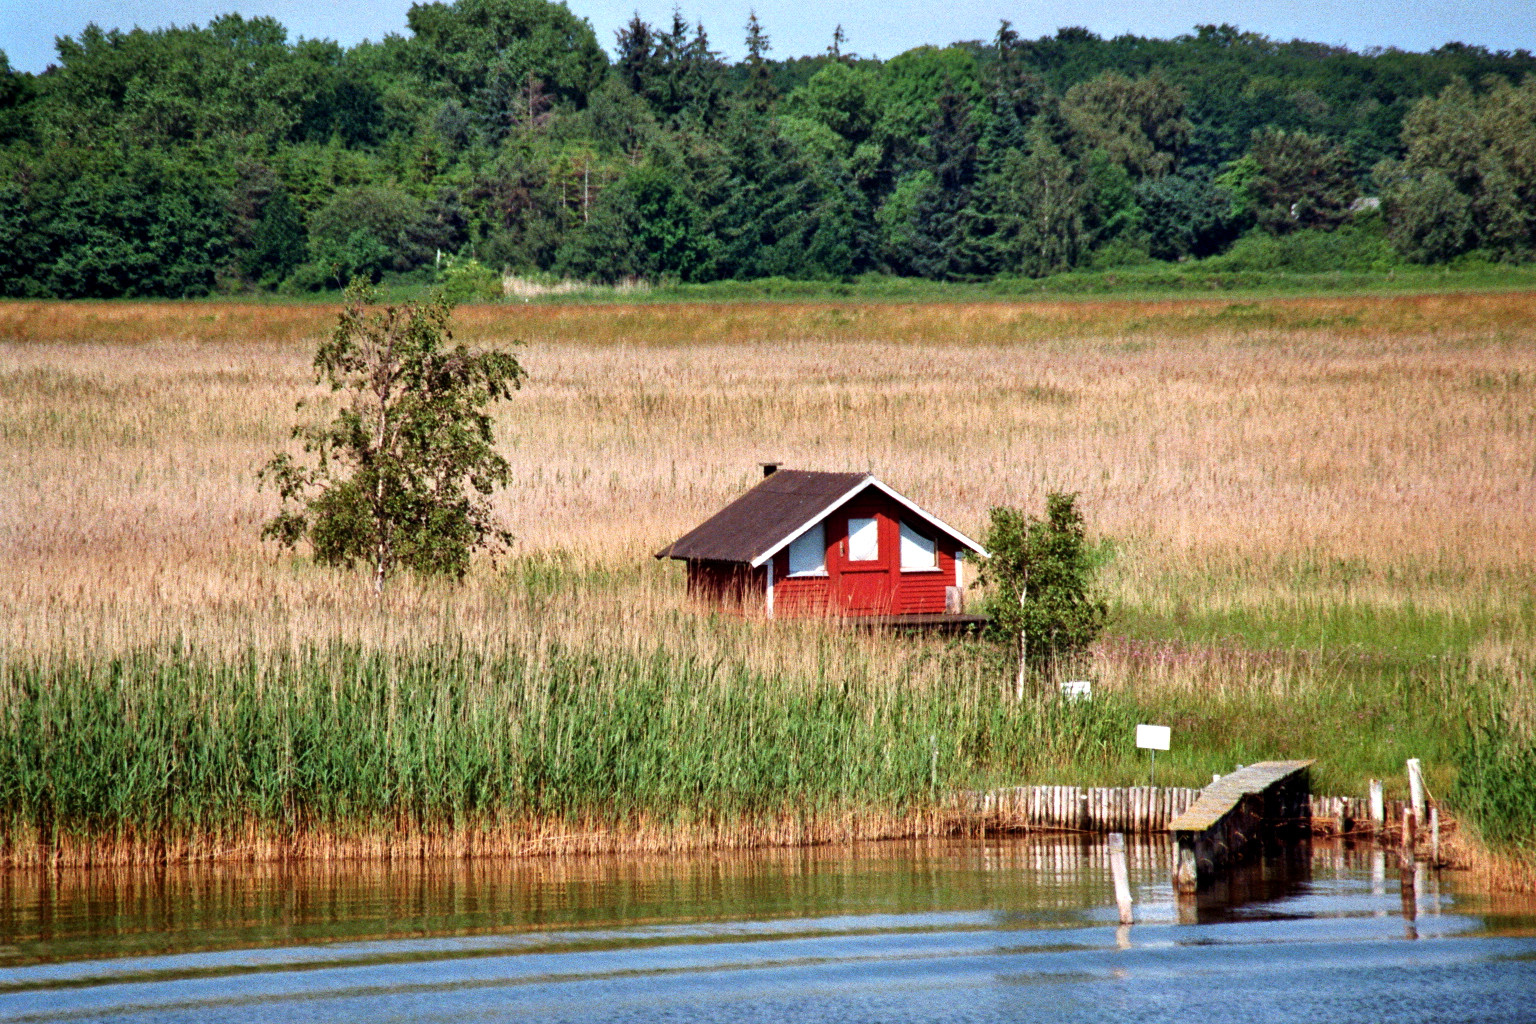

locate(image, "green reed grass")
(0, 641), (1139, 850)
(1455, 679), (1536, 853)
(0, 622), (1521, 858)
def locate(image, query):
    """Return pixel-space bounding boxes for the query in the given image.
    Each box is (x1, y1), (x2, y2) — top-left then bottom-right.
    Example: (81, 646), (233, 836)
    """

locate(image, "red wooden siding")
(764, 489), (964, 618)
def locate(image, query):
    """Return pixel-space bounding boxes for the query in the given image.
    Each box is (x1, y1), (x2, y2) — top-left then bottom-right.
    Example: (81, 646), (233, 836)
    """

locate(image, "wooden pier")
(1169, 760), (1314, 892)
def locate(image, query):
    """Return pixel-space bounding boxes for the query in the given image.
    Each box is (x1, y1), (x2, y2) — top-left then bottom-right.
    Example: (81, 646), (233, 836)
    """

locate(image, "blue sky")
(2, 0), (1533, 74)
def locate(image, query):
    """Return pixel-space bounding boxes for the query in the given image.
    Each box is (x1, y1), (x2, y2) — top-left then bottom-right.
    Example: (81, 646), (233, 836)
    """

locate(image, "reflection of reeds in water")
(15, 835), (1509, 962)
(0, 834), (1182, 959)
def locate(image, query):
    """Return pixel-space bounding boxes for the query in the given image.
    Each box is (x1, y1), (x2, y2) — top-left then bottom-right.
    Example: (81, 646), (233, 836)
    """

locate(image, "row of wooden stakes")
(961, 784), (1436, 841)
(960, 785), (1204, 833)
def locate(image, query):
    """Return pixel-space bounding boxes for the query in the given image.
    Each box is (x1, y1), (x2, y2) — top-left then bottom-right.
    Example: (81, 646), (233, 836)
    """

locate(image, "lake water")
(3, 835), (1534, 1023)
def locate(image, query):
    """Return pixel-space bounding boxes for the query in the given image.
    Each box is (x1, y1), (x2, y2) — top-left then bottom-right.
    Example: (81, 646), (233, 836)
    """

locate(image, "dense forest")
(1, 0), (1535, 298)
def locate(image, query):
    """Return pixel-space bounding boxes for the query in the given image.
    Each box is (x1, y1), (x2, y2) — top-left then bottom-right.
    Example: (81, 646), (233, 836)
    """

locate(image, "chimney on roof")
(760, 462), (780, 478)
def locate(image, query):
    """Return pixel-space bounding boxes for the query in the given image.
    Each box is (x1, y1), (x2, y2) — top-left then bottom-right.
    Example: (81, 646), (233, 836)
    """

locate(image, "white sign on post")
(1059, 680), (1092, 702)
(1135, 724), (1171, 750)
(1135, 724), (1170, 787)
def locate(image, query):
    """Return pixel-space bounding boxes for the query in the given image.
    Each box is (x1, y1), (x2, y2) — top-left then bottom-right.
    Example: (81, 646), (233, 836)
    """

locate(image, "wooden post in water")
(1407, 759), (1425, 826)
(1108, 833), (1133, 925)
(1400, 805), (1416, 866)
(1369, 779), (1384, 837)
(1430, 806), (1441, 867)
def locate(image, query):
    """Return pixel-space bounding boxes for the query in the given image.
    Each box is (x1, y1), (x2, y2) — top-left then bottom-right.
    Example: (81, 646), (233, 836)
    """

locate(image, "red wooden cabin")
(655, 466), (988, 622)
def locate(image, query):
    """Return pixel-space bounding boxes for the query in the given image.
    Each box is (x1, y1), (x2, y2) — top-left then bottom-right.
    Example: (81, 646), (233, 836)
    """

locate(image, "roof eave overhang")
(746, 476), (989, 568)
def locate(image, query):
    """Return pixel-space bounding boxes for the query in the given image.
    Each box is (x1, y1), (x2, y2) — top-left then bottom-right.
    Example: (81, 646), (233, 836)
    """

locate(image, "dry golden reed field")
(1, 291), (1534, 682)
(1, 291), (1535, 874)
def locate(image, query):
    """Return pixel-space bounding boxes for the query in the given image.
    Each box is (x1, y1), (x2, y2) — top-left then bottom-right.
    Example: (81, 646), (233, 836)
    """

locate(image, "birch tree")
(260, 282), (525, 591)
(976, 493), (1107, 700)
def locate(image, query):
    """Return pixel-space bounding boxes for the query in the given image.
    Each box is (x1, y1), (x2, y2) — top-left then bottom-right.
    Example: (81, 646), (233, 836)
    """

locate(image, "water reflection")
(0, 837), (1180, 966)
(0, 836), (1492, 964)
(0, 837), (1529, 1024)
(1174, 840), (1315, 925)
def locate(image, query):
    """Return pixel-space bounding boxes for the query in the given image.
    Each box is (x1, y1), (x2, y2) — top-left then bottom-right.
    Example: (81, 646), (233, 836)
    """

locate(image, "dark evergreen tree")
(980, 21), (1044, 161)
(742, 11), (776, 113)
(974, 115), (1087, 277)
(614, 12), (726, 127)
(714, 111), (868, 279)
(1246, 126), (1359, 233)
(614, 15), (659, 97)
(0, 51), (37, 145)
(894, 86), (986, 278)
(1136, 168), (1246, 259)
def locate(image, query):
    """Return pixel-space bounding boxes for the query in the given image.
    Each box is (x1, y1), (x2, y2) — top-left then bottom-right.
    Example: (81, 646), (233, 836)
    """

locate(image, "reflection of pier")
(1170, 760), (1313, 892)
(1173, 838), (1442, 928)
(1175, 844), (1313, 923)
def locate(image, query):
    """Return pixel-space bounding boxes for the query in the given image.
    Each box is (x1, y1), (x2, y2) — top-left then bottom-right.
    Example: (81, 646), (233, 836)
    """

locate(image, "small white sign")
(1135, 724), (1171, 751)
(1059, 680), (1092, 702)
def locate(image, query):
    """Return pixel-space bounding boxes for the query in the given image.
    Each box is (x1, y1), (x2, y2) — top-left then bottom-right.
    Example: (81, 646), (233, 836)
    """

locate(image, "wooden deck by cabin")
(847, 613), (988, 631)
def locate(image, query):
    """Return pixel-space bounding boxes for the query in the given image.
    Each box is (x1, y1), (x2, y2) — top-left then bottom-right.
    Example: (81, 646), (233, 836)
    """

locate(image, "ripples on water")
(2, 836), (1534, 1023)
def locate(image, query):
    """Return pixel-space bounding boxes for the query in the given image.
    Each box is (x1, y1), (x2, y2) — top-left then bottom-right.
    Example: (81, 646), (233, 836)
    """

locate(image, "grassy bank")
(6, 288), (1536, 347)
(2, 597), (1526, 867)
(533, 263), (1536, 305)
(0, 638), (1131, 866)
(12, 261), (1536, 309)
(1, 288), (1533, 866)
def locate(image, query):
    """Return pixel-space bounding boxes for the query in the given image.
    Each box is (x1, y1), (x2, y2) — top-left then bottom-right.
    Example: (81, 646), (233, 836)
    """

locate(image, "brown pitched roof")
(656, 470), (868, 564)
(656, 470), (988, 566)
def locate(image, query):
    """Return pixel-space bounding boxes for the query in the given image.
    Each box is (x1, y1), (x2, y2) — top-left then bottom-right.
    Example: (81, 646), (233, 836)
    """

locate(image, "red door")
(830, 508), (893, 614)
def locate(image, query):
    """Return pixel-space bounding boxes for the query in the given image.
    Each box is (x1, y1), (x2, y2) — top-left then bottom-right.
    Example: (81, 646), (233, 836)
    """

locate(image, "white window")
(900, 521), (937, 570)
(787, 522), (826, 575)
(847, 517), (879, 561)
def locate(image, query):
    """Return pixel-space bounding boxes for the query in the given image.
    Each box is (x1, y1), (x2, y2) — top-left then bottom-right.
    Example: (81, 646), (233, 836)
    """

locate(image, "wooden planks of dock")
(1169, 760), (1314, 892)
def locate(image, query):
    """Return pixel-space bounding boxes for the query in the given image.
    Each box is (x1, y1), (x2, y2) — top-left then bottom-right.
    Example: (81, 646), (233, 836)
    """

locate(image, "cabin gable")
(658, 470), (983, 621)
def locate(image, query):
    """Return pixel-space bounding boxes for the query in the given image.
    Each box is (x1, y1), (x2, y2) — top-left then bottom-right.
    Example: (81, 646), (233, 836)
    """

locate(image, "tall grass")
(4, 294), (1532, 659)
(0, 640), (1139, 866)
(0, 626), (1504, 866)
(1454, 661), (1536, 854)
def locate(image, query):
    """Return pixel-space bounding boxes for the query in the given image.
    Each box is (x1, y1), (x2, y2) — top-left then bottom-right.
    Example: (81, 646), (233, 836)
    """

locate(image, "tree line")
(2, 0), (1534, 298)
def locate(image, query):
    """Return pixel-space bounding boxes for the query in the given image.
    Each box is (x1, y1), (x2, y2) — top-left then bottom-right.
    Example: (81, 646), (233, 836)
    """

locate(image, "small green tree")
(260, 282), (526, 592)
(975, 492), (1107, 701)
